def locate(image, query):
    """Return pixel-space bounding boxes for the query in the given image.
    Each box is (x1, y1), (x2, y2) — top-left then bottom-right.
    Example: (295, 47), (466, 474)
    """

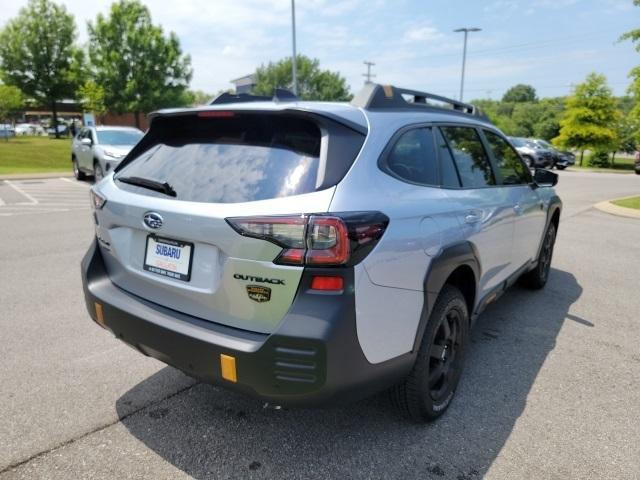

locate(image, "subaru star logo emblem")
(143, 212), (163, 229)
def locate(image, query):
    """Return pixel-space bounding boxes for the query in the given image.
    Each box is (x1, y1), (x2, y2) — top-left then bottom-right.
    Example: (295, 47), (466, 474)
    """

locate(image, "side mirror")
(533, 168), (558, 187)
(80, 137), (92, 146)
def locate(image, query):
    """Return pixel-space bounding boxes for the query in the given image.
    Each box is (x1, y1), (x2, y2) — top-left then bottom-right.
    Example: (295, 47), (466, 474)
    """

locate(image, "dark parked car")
(635, 151), (640, 175)
(529, 139), (575, 170)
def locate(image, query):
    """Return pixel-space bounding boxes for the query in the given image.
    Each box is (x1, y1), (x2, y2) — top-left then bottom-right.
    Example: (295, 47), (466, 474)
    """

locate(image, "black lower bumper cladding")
(81, 240), (414, 406)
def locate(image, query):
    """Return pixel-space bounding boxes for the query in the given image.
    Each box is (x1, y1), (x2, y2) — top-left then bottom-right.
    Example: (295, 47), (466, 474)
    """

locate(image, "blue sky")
(1, 0), (638, 100)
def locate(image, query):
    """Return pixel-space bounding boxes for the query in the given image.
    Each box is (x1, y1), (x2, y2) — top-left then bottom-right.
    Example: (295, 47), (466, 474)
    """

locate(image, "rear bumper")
(81, 240), (414, 406)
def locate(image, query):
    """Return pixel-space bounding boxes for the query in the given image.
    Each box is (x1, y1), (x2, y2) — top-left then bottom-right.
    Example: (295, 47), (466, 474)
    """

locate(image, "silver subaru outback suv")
(82, 84), (561, 422)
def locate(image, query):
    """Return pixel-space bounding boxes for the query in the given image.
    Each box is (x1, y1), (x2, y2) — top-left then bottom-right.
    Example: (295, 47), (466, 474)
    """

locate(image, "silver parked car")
(529, 138), (575, 170)
(82, 84), (561, 422)
(72, 126), (144, 181)
(509, 136), (553, 168)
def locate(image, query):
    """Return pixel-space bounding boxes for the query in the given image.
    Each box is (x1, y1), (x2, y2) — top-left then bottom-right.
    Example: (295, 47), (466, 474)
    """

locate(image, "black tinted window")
(386, 128), (437, 185)
(116, 114), (322, 203)
(484, 131), (530, 185)
(435, 128), (460, 188)
(441, 127), (495, 188)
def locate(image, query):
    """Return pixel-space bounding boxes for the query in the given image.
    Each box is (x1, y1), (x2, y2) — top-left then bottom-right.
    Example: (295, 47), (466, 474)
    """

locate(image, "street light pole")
(291, 0), (298, 96)
(454, 27), (481, 102)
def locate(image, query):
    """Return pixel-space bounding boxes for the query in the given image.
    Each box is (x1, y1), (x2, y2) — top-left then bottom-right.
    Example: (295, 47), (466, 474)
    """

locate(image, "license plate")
(144, 235), (193, 281)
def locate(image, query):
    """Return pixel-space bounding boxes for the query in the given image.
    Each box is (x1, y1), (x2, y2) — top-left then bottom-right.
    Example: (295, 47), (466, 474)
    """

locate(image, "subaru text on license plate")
(143, 235), (193, 281)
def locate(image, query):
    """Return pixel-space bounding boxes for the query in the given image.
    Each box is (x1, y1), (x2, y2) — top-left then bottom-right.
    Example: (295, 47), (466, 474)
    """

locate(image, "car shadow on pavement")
(116, 268), (582, 479)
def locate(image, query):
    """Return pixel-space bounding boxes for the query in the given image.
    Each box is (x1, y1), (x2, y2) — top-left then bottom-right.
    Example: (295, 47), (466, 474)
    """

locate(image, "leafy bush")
(587, 151), (610, 168)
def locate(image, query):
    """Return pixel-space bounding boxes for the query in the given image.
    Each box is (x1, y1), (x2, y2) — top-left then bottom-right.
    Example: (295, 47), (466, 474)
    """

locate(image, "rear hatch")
(93, 109), (366, 334)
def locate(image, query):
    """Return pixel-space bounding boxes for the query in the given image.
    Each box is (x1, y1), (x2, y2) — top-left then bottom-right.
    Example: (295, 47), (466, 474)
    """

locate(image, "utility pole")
(453, 27), (481, 102)
(291, 0), (298, 95)
(363, 61), (376, 84)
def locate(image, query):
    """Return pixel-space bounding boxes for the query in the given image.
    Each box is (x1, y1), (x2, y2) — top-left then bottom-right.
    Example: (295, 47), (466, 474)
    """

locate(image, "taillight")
(226, 212), (388, 267)
(305, 216), (350, 265)
(90, 189), (106, 210)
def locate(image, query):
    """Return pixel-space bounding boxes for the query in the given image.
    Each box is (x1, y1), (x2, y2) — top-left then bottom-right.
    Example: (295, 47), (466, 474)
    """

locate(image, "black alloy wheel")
(390, 285), (469, 422)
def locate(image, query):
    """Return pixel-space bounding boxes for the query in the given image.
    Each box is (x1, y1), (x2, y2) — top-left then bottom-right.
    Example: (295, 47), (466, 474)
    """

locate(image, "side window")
(385, 127), (438, 185)
(441, 126), (495, 188)
(434, 128), (461, 188)
(484, 130), (531, 185)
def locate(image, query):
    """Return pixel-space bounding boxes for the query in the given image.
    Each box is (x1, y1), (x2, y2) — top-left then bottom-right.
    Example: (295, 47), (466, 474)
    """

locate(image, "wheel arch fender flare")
(412, 241), (480, 352)
(535, 195), (562, 260)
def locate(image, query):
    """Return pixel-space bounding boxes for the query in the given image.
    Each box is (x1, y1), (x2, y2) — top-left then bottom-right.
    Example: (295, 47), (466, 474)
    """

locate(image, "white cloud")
(403, 25), (443, 43)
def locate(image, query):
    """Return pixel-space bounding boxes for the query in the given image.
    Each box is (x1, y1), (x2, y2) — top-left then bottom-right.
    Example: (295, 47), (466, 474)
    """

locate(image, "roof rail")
(351, 83), (486, 118)
(210, 88), (298, 105)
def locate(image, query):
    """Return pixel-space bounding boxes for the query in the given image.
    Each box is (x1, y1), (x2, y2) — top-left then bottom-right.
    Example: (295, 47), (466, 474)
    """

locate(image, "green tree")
(253, 55), (351, 101)
(78, 80), (106, 116)
(472, 99), (516, 134)
(0, 84), (23, 141)
(553, 73), (619, 165)
(620, 5), (640, 144)
(613, 115), (638, 157)
(87, 0), (193, 128)
(511, 103), (544, 137)
(0, 0), (83, 138)
(502, 84), (537, 103)
(188, 90), (214, 106)
(533, 98), (564, 140)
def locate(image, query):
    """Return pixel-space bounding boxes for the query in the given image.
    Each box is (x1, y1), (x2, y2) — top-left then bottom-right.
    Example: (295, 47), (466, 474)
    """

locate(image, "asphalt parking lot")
(1, 171), (639, 479)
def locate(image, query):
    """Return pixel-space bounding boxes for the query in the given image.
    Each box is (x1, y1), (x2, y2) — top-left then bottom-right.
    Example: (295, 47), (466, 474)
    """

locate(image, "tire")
(72, 156), (85, 180)
(93, 161), (104, 182)
(556, 165), (567, 170)
(521, 222), (557, 290)
(390, 285), (469, 422)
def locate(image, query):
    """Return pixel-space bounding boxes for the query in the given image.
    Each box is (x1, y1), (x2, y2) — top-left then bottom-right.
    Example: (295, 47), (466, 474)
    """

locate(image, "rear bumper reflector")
(220, 354), (238, 383)
(310, 276), (344, 292)
(94, 302), (105, 328)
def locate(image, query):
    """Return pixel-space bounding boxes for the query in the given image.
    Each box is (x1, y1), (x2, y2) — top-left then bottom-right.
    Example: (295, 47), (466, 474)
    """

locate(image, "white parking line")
(59, 177), (91, 188)
(4, 180), (39, 205)
(0, 178), (93, 217)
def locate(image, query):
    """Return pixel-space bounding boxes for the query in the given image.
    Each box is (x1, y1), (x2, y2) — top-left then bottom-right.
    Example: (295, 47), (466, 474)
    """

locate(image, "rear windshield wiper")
(116, 176), (177, 197)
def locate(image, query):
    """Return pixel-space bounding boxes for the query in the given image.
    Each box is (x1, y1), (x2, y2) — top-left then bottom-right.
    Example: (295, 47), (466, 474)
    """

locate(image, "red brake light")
(311, 276), (344, 291)
(226, 212), (388, 267)
(197, 111), (235, 118)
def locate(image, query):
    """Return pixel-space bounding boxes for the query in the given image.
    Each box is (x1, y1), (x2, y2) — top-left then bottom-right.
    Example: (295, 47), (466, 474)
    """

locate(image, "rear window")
(97, 130), (143, 145)
(116, 114), (327, 203)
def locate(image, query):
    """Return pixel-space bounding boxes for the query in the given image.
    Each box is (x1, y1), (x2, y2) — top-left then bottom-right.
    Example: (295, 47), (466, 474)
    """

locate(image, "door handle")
(464, 211), (482, 224)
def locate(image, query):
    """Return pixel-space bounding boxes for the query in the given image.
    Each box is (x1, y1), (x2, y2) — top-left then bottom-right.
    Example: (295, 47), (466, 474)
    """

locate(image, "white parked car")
(15, 123), (46, 136)
(71, 126), (144, 181)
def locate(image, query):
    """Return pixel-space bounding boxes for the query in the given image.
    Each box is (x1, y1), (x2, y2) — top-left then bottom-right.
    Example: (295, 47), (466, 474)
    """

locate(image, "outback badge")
(246, 285), (271, 303)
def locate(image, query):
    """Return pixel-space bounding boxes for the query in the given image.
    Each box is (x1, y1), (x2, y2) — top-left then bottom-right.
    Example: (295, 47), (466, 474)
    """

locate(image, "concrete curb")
(0, 172), (73, 181)
(565, 167), (634, 175)
(594, 196), (640, 219)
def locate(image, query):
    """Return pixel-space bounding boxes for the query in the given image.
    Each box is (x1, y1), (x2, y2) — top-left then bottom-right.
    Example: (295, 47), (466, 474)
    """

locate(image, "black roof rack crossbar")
(210, 88), (298, 105)
(351, 83), (485, 118)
